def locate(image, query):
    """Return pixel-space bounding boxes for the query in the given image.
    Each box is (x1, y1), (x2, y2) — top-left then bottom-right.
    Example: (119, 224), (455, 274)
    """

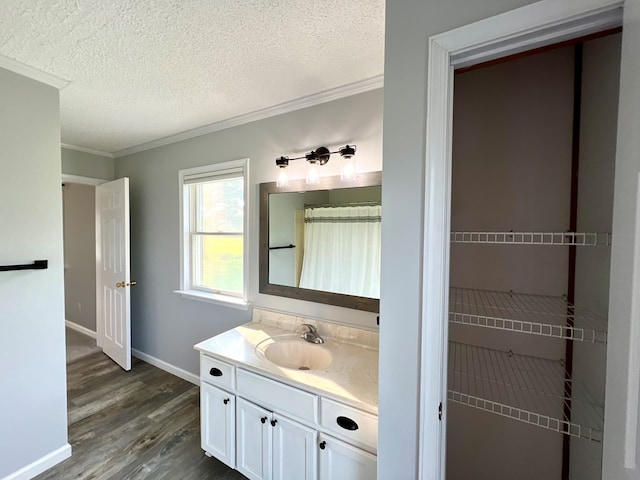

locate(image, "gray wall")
(0, 68), (68, 477)
(379, 1), (538, 477)
(62, 147), (115, 180)
(63, 183), (97, 332)
(114, 89), (383, 376)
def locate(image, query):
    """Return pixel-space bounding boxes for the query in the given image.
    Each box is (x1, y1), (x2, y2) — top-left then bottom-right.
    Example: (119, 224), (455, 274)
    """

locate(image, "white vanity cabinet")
(201, 383), (235, 468)
(318, 433), (377, 480)
(200, 355), (237, 468)
(197, 349), (378, 480)
(236, 397), (317, 480)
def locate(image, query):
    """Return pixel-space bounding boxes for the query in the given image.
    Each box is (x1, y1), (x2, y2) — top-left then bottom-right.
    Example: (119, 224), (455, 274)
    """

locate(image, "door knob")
(115, 281), (125, 288)
(127, 281), (137, 286)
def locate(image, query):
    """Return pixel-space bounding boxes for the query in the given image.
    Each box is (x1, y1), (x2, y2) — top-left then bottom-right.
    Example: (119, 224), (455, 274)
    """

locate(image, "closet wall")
(446, 33), (621, 480)
(571, 32), (621, 479)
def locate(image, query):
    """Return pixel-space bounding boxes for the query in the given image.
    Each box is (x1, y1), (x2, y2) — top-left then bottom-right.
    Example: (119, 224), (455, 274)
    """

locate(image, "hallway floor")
(36, 344), (246, 479)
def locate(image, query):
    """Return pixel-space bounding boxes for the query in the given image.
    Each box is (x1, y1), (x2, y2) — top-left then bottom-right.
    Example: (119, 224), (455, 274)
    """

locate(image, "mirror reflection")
(269, 186), (381, 298)
(259, 172), (382, 312)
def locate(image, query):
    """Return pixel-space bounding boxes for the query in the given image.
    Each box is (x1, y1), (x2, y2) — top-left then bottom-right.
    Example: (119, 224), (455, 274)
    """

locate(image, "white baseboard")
(2, 443), (71, 480)
(65, 320), (97, 339)
(132, 349), (199, 386)
(64, 321), (197, 386)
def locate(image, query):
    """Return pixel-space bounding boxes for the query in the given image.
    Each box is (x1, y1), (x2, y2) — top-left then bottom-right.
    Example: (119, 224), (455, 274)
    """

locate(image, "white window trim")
(175, 158), (250, 310)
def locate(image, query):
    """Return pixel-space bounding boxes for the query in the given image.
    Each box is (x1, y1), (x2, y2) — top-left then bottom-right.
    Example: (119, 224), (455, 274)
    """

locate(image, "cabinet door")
(237, 398), (272, 480)
(201, 383), (235, 468)
(318, 434), (377, 480)
(272, 415), (317, 480)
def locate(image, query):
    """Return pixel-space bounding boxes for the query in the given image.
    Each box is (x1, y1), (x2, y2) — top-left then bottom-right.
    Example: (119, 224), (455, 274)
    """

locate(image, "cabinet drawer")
(200, 355), (235, 389)
(236, 369), (318, 423)
(320, 398), (377, 452)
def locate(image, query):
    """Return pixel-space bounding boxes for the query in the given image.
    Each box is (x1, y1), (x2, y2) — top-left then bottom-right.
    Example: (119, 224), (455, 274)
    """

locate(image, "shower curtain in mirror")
(299, 205), (381, 298)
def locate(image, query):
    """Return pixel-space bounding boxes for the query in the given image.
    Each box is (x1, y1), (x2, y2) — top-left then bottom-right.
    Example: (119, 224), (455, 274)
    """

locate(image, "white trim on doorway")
(61, 143), (114, 158)
(61, 174), (108, 186)
(419, 0), (624, 478)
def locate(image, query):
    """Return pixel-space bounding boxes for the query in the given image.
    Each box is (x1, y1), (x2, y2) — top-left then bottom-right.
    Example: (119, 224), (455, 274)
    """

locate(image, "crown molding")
(0, 54), (69, 90)
(61, 174), (108, 186)
(61, 143), (114, 158)
(114, 75), (384, 158)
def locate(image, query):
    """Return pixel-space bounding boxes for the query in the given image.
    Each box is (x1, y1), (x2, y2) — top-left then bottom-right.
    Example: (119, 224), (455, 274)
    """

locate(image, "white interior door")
(95, 177), (131, 371)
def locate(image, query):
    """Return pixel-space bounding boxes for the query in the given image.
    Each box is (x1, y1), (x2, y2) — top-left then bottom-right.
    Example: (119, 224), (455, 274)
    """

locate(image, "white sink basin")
(256, 336), (332, 370)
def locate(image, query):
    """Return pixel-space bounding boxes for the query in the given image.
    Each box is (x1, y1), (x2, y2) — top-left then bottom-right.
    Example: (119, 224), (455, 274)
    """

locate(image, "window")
(177, 159), (248, 308)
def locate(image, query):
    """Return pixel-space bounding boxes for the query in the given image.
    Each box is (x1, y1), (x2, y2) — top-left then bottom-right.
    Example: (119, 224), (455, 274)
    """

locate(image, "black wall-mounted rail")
(0, 260), (48, 272)
(269, 244), (295, 250)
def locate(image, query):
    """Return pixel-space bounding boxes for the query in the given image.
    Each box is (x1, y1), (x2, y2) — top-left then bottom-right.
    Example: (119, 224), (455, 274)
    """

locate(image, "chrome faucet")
(300, 324), (324, 344)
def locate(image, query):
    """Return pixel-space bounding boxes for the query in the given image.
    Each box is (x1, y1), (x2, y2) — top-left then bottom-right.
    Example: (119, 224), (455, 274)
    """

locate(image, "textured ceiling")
(0, 0), (385, 155)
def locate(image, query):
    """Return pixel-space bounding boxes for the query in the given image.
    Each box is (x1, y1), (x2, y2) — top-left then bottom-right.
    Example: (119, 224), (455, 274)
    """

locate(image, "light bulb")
(277, 168), (289, 187)
(341, 156), (356, 181)
(306, 161), (320, 184)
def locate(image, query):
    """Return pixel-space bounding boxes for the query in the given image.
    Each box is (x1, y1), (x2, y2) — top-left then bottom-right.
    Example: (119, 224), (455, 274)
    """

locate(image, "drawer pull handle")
(337, 416), (359, 431)
(261, 416), (267, 424)
(319, 441), (326, 450)
(209, 367), (223, 377)
(271, 419), (278, 427)
(223, 398), (230, 405)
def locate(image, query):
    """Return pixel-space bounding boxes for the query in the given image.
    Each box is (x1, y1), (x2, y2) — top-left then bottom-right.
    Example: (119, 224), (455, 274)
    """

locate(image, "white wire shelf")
(449, 287), (608, 343)
(450, 231), (611, 246)
(448, 342), (604, 442)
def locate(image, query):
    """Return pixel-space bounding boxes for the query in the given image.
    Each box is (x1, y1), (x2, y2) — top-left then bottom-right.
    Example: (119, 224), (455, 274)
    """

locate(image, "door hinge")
(438, 402), (443, 421)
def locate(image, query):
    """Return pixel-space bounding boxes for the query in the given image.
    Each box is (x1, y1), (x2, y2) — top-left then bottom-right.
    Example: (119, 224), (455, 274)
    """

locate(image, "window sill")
(174, 290), (250, 310)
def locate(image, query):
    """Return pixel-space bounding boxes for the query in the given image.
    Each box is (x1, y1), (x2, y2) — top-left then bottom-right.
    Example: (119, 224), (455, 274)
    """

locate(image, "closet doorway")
(417, 1), (640, 479)
(446, 31), (620, 480)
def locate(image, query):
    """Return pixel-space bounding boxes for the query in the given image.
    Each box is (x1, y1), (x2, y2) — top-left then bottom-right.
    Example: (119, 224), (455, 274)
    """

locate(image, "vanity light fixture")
(276, 156), (289, 187)
(274, 145), (357, 186)
(338, 144), (356, 181)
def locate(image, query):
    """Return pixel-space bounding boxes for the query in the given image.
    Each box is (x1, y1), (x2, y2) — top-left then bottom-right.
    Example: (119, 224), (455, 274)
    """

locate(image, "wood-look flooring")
(36, 350), (246, 480)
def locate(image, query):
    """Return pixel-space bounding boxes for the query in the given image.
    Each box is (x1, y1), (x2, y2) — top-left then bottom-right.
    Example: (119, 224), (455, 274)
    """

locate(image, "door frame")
(419, 0), (627, 478)
(62, 174), (108, 187)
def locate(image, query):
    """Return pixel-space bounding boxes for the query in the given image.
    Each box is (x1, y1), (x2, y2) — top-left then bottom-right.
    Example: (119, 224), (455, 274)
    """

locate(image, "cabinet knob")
(223, 398), (230, 405)
(209, 367), (223, 377)
(319, 441), (326, 450)
(336, 416), (359, 431)
(260, 416), (267, 424)
(270, 419), (277, 427)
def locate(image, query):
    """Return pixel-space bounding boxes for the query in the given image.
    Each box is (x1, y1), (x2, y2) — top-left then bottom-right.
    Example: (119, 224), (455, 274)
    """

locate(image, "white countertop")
(194, 321), (379, 415)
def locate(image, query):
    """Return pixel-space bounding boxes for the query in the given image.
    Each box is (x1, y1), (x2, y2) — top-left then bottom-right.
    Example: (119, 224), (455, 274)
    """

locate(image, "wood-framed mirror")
(259, 172), (381, 312)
